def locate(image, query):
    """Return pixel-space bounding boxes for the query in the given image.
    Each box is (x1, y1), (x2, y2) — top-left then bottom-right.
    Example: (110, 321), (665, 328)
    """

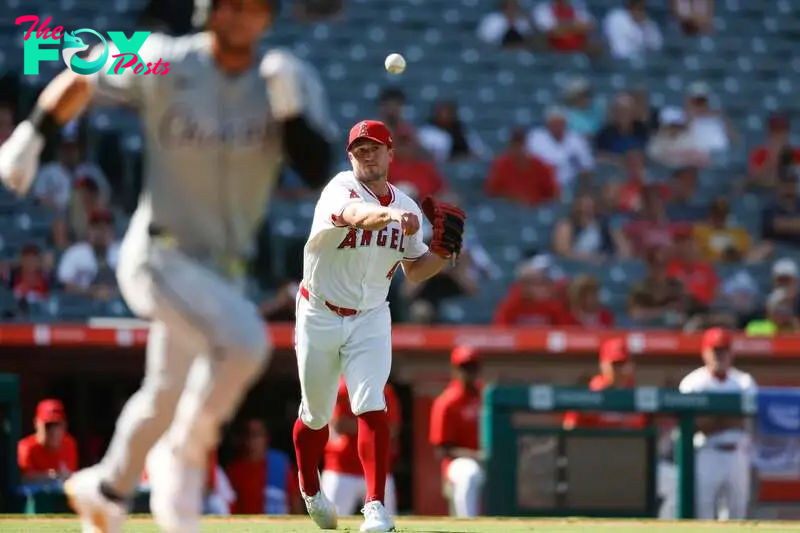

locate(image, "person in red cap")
(321, 378), (401, 516)
(429, 346), (484, 517)
(563, 338), (646, 430)
(293, 119), (458, 532)
(678, 327), (758, 520)
(17, 399), (78, 483)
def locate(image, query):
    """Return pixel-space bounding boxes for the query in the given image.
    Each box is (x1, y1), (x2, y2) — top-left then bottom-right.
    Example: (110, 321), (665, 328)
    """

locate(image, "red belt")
(299, 285), (358, 317)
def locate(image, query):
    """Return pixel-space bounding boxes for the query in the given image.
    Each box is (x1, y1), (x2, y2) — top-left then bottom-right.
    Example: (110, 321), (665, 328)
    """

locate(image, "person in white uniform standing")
(678, 327), (758, 520)
(292, 119), (466, 532)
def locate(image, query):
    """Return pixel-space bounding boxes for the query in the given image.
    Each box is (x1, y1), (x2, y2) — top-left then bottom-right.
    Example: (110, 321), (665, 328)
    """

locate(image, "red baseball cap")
(347, 120), (393, 151)
(599, 338), (628, 364)
(702, 327), (732, 350)
(451, 345), (479, 366)
(35, 399), (66, 424)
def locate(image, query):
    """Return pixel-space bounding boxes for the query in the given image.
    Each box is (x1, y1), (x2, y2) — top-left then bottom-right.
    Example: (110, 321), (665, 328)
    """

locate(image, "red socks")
(357, 410), (390, 503)
(292, 418), (329, 495)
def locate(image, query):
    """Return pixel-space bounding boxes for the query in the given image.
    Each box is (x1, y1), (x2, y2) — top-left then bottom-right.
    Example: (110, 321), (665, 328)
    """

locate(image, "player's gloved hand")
(421, 196), (467, 259)
(0, 121), (44, 195)
(390, 208), (420, 236)
(259, 50), (304, 122)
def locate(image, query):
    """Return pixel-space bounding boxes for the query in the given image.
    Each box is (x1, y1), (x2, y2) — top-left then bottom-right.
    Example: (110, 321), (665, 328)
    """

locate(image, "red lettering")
(157, 62), (171, 75)
(359, 230), (373, 246)
(150, 58), (166, 74)
(51, 26), (64, 40)
(337, 229), (357, 249)
(143, 62), (153, 75)
(389, 228), (400, 249)
(111, 53), (138, 74)
(133, 62), (145, 74)
(398, 232), (406, 253)
(16, 15), (40, 41)
(386, 261), (401, 280)
(35, 17), (54, 39)
(376, 228), (388, 247)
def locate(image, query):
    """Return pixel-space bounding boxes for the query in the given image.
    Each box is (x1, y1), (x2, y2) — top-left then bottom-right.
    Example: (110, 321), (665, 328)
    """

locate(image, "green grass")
(0, 516), (799, 533)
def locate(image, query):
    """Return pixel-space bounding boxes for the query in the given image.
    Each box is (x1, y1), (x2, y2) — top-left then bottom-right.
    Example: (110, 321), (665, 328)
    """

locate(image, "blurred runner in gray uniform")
(0, 0), (333, 531)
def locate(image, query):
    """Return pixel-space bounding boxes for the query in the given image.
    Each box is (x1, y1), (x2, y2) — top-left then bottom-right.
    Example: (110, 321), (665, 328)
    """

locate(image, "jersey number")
(386, 261), (401, 280)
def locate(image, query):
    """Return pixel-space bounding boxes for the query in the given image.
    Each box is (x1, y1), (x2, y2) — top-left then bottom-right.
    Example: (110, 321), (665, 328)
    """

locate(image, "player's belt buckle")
(148, 224), (177, 249)
(299, 285), (358, 317)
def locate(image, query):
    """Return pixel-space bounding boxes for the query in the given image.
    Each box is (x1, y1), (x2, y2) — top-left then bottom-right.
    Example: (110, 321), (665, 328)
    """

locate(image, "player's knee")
(300, 411), (330, 431)
(350, 388), (387, 416)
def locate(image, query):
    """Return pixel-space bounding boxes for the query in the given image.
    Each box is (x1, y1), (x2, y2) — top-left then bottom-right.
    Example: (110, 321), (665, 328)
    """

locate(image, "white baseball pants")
(694, 445), (751, 520)
(446, 457), (484, 517)
(100, 222), (271, 495)
(320, 471), (397, 515)
(294, 293), (391, 429)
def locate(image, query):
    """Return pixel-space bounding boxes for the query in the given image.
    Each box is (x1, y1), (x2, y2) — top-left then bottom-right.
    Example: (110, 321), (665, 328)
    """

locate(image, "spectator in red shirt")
(17, 399), (79, 484)
(388, 126), (447, 200)
(563, 338), (646, 429)
(624, 184), (677, 256)
(484, 128), (558, 205)
(565, 274), (614, 327)
(533, 0), (594, 53)
(8, 243), (51, 306)
(225, 419), (301, 515)
(321, 379), (401, 516)
(429, 346), (484, 517)
(665, 225), (718, 306)
(493, 256), (570, 326)
(747, 114), (800, 191)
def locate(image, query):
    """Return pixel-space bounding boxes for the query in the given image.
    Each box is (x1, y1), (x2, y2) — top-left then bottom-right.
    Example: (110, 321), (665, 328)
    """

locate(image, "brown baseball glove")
(421, 196), (467, 258)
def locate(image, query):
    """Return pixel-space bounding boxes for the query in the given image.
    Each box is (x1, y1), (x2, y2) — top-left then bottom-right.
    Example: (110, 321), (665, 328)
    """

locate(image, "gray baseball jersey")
(91, 32), (330, 267)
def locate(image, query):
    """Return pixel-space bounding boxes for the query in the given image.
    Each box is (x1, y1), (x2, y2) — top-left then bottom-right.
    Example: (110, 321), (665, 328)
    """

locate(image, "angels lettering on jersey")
(304, 171), (429, 311)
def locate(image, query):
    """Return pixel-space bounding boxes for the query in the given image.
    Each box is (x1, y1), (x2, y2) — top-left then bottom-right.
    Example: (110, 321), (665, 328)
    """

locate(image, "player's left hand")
(259, 50), (304, 122)
(390, 209), (420, 236)
(421, 196), (466, 258)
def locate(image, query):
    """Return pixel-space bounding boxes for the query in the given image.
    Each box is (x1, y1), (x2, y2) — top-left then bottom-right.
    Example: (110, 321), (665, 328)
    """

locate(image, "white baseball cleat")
(145, 441), (204, 533)
(64, 467), (126, 533)
(360, 500), (396, 532)
(301, 485), (338, 530)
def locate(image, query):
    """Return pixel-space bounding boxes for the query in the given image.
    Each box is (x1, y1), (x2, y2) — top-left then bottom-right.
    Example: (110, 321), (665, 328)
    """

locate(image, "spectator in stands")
(664, 166), (706, 222)
(595, 93), (650, 162)
(532, 0), (595, 54)
(562, 77), (606, 137)
(0, 102), (14, 144)
(17, 399), (78, 484)
(484, 128), (558, 205)
(56, 209), (119, 301)
(477, 0), (537, 49)
(624, 185), (675, 256)
(647, 107), (709, 169)
(493, 256), (570, 325)
(627, 247), (694, 328)
(260, 279), (300, 321)
(50, 177), (105, 250)
(684, 82), (737, 163)
(745, 288), (800, 336)
(771, 258), (800, 315)
(761, 175), (800, 247)
(613, 150), (666, 213)
(694, 198), (772, 263)
(33, 125), (110, 212)
(604, 0), (663, 60)
(526, 106), (594, 190)
(378, 87), (411, 133)
(293, 0), (344, 21)
(552, 194), (630, 261)
(671, 0), (714, 35)
(225, 419), (301, 514)
(7, 243), (51, 308)
(719, 270), (761, 328)
(630, 85), (660, 132)
(564, 274), (614, 327)
(388, 125), (447, 199)
(417, 100), (484, 163)
(747, 113), (800, 191)
(665, 225), (718, 306)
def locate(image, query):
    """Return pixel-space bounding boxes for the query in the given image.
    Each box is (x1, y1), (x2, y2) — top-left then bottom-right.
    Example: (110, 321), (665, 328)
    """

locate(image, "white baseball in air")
(384, 53), (406, 75)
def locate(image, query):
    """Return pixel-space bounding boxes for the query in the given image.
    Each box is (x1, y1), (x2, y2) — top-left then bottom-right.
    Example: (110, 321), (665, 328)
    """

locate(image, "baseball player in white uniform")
(678, 327), (758, 520)
(292, 119), (466, 532)
(0, 1), (334, 532)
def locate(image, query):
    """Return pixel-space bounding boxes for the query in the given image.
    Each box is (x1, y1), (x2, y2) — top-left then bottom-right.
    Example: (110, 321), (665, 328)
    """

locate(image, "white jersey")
(303, 171), (428, 311)
(679, 367), (758, 447)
